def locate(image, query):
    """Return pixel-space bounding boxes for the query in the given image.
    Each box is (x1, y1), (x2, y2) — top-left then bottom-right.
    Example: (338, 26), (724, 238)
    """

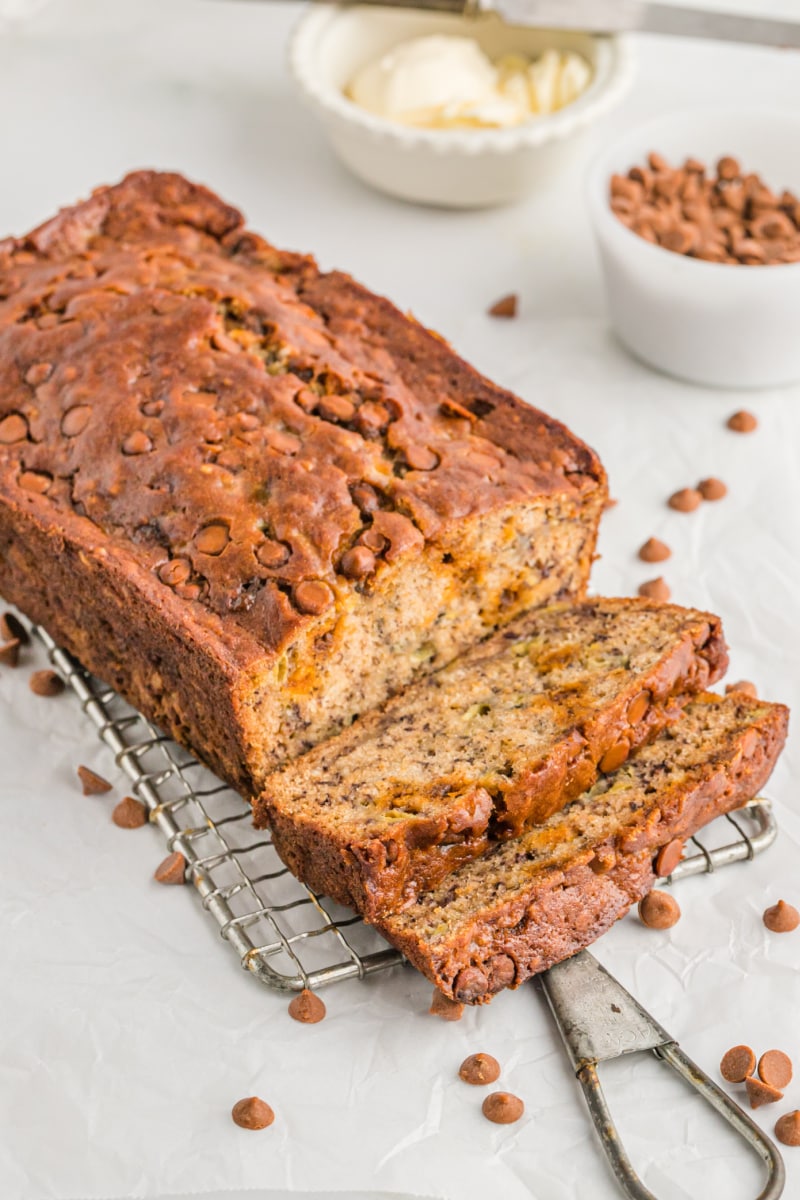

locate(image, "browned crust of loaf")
(377, 698), (789, 1002)
(259, 604), (729, 919)
(0, 494), (256, 792)
(0, 171), (606, 652)
(0, 170), (606, 794)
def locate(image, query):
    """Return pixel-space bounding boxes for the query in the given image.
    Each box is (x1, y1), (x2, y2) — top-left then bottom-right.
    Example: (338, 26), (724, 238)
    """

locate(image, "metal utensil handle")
(239, 0), (800, 51)
(483, 0), (800, 50)
(541, 951), (785, 1200)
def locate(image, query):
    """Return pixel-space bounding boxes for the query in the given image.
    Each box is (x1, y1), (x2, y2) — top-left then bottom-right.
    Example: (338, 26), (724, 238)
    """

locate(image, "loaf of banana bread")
(0, 172), (607, 794)
(377, 693), (788, 1002)
(258, 598), (728, 919)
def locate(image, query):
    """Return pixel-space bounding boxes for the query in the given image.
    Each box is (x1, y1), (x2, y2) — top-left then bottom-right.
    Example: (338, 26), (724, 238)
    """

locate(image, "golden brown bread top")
(0, 171), (605, 655)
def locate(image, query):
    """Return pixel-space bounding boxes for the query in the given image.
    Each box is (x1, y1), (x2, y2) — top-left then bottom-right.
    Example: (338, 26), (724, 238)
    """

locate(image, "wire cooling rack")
(33, 625), (779, 994)
(34, 626), (402, 992)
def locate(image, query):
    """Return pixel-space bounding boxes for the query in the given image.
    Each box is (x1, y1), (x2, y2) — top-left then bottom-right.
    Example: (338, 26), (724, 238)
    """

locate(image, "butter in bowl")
(289, 6), (635, 208)
(346, 34), (592, 130)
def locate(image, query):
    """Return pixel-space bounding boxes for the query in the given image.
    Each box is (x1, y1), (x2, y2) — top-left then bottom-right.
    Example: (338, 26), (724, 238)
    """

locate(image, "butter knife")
(486, 0), (800, 47)
(269, 0), (800, 49)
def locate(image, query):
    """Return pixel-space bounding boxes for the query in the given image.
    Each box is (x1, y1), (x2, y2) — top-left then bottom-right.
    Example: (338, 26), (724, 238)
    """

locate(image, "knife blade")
(485, 0), (800, 48)
(254, 0), (800, 48)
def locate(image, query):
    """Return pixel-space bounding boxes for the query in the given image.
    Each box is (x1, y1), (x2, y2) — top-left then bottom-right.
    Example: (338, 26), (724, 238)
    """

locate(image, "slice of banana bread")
(377, 693), (788, 1002)
(258, 598), (728, 919)
(0, 171), (607, 796)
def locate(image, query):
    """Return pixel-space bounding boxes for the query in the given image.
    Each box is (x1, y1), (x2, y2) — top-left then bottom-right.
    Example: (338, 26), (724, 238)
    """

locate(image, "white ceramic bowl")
(587, 109), (800, 390)
(289, 5), (635, 209)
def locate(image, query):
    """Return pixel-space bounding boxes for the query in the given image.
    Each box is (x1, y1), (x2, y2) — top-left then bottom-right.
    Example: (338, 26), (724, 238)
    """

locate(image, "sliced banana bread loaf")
(378, 693), (788, 1002)
(0, 171), (606, 795)
(258, 598), (728, 919)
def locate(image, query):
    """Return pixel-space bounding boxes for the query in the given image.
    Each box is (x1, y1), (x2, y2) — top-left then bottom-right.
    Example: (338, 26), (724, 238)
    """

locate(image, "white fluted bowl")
(289, 5), (635, 208)
(587, 109), (800, 389)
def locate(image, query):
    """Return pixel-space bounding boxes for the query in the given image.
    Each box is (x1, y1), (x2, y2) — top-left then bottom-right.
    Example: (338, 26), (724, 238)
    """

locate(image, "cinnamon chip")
(154, 851), (187, 885)
(0, 412), (28, 443)
(429, 990), (464, 1021)
(194, 523), (229, 556)
(0, 638), (20, 667)
(746, 1076), (783, 1109)
(698, 477), (727, 501)
(638, 577), (670, 602)
(29, 669), (64, 696)
(758, 1051), (793, 1091)
(482, 1092), (524, 1124)
(112, 796), (148, 828)
(717, 155), (740, 181)
(775, 1111), (800, 1147)
(654, 839), (684, 878)
(488, 293), (518, 319)
(288, 989), (326, 1024)
(0, 612), (30, 645)
(638, 538), (671, 563)
(77, 765), (113, 795)
(763, 900), (799, 933)
(627, 689), (650, 725)
(599, 739), (630, 774)
(720, 1045), (756, 1083)
(122, 430), (153, 456)
(294, 579), (334, 615)
(439, 397), (476, 423)
(638, 890), (681, 929)
(459, 1053), (501, 1086)
(725, 680), (758, 699)
(317, 394), (356, 423)
(404, 444), (439, 472)
(340, 546), (376, 580)
(668, 487), (702, 513)
(231, 1096), (275, 1130)
(727, 410), (758, 433)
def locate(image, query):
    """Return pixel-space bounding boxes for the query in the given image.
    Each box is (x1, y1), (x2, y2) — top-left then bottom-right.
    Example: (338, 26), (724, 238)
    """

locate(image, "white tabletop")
(1, 3), (799, 1200)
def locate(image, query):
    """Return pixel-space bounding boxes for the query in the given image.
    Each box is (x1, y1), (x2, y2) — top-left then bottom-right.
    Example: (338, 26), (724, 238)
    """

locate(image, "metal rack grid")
(35, 624), (779, 994)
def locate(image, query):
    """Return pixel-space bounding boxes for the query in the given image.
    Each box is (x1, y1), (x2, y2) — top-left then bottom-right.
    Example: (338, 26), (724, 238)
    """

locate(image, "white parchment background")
(0, 3), (799, 1199)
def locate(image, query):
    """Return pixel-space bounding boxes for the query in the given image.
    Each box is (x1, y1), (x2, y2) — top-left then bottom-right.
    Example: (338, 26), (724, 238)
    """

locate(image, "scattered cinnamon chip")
(668, 487), (702, 513)
(459, 1053), (501, 1086)
(725, 680), (758, 698)
(720, 1045), (756, 1083)
(698, 477), (727, 501)
(638, 577), (671, 602)
(112, 796), (148, 828)
(29, 669), (64, 696)
(0, 638), (20, 667)
(154, 851), (187, 885)
(429, 989), (464, 1021)
(288, 988), (326, 1024)
(231, 1096), (275, 1130)
(775, 1112), (800, 1147)
(77, 764), (113, 795)
(763, 900), (799, 933)
(746, 1076), (783, 1109)
(638, 891), (681, 929)
(0, 612), (30, 645)
(759, 1051), (793, 1091)
(727, 410), (758, 433)
(488, 293), (518, 318)
(482, 1091), (524, 1124)
(638, 537), (671, 563)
